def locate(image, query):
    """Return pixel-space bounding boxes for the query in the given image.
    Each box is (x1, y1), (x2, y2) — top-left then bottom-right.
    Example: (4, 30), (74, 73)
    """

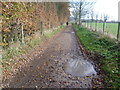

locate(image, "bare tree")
(103, 14), (109, 33)
(71, 0), (95, 25)
(72, 9), (79, 24)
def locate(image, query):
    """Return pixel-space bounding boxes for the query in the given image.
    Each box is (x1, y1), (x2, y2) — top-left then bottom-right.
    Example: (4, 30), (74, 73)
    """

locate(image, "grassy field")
(83, 22), (118, 37)
(74, 24), (120, 88)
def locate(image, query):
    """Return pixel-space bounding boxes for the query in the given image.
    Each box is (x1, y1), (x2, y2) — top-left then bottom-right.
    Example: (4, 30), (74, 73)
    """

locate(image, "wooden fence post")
(87, 20), (89, 28)
(117, 22), (120, 41)
(95, 20), (97, 31)
(103, 21), (105, 33)
(90, 20), (92, 30)
(86, 21), (87, 27)
(21, 23), (24, 44)
(40, 21), (43, 35)
(118, 2), (120, 41)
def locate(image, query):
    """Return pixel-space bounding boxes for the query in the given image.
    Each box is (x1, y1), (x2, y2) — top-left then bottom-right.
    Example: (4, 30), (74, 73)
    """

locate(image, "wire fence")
(82, 21), (120, 41)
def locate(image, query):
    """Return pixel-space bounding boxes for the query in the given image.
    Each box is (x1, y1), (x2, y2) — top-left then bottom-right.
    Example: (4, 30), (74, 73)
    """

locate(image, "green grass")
(74, 24), (120, 88)
(1, 25), (65, 73)
(83, 22), (118, 37)
(44, 25), (65, 38)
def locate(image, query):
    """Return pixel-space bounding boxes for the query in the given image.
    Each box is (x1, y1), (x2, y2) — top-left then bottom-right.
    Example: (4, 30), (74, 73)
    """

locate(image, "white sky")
(70, 0), (120, 21)
(93, 0), (119, 21)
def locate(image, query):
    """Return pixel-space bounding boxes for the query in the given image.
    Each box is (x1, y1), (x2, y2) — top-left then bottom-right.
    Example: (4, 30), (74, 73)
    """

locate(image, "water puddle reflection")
(64, 59), (96, 77)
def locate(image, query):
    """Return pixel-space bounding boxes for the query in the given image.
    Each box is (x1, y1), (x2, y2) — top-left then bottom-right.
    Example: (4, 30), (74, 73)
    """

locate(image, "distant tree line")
(71, 0), (120, 41)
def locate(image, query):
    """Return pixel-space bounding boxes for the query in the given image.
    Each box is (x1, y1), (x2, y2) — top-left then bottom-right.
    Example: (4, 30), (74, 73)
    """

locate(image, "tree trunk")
(79, 3), (82, 25)
(78, 12), (81, 25)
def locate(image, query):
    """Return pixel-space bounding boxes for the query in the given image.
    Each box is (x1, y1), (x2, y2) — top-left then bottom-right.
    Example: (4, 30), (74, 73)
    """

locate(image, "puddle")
(64, 59), (96, 77)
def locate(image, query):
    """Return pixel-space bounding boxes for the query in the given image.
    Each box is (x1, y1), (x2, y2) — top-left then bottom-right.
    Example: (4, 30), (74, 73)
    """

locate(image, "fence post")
(40, 21), (43, 35)
(95, 20), (97, 31)
(90, 20), (92, 30)
(118, 2), (120, 41)
(21, 23), (24, 44)
(86, 21), (87, 27)
(103, 21), (105, 33)
(117, 22), (120, 41)
(87, 20), (89, 28)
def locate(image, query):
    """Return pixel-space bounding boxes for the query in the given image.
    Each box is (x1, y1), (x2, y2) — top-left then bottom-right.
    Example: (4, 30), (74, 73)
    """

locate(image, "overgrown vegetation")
(1, 2), (70, 47)
(74, 24), (120, 88)
(1, 2), (69, 78)
(2, 25), (65, 76)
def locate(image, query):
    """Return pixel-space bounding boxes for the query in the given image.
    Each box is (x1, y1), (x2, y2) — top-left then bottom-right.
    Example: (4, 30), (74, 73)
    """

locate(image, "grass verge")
(74, 24), (120, 88)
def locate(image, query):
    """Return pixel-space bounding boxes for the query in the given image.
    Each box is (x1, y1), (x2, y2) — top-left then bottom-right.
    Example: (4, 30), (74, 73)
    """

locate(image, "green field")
(83, 22), (118, 37)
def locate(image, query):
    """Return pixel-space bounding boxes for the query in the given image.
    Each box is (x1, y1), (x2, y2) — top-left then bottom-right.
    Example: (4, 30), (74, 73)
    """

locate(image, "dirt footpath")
(3, 26), (102, 88)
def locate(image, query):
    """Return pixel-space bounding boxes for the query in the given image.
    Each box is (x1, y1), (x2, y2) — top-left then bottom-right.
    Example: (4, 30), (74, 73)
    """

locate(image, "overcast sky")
(70, 0), (120, 21)
(93, 0), (119, 21)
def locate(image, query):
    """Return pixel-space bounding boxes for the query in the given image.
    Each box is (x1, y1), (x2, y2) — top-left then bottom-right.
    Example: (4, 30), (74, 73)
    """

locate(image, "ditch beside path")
(2, 25), (103, 88)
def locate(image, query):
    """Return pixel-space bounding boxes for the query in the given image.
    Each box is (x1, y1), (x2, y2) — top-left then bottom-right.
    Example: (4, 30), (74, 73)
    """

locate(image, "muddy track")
(2, 25), (102, 88)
